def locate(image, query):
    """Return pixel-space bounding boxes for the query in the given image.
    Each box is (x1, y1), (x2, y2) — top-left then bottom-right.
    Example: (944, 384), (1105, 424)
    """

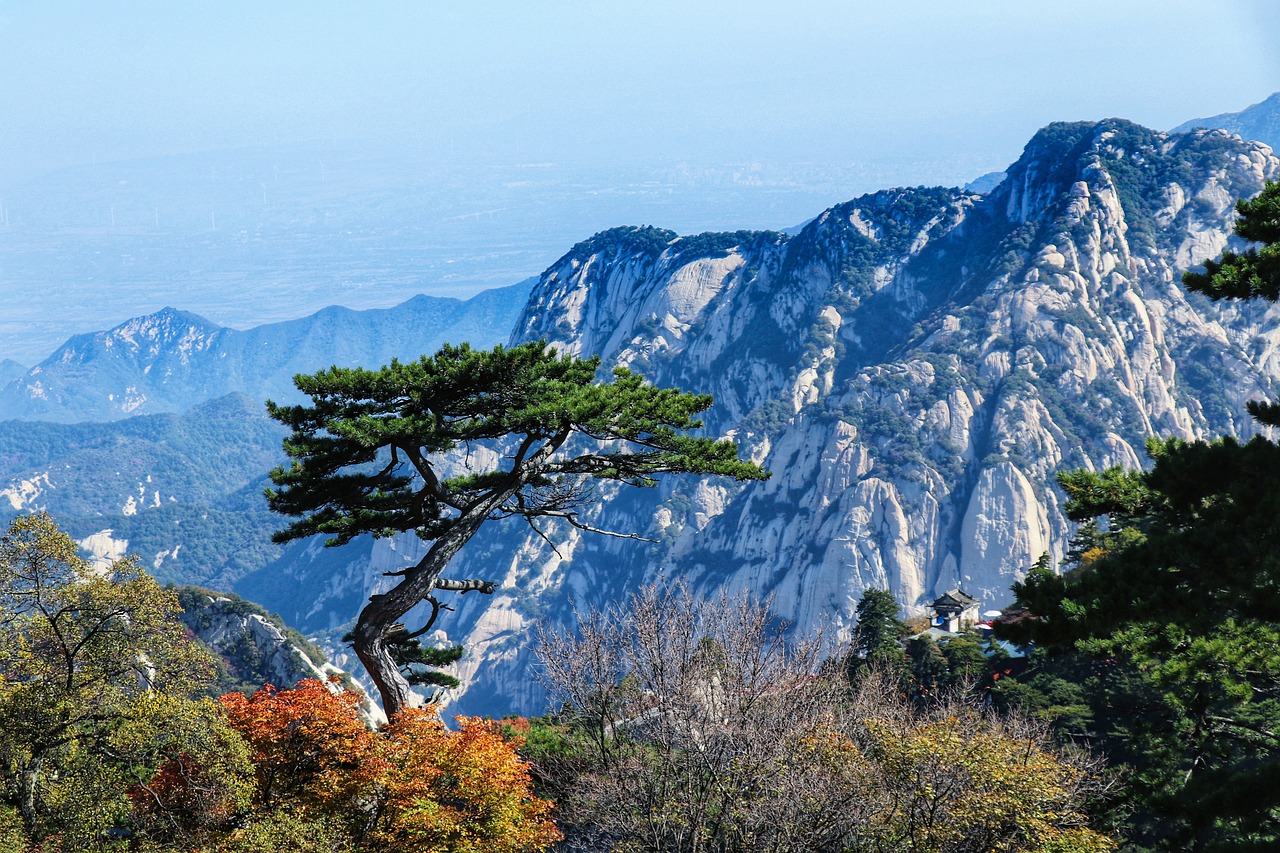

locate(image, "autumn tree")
(220, 679), (383, 833)
(536, 584), (1116, 852)
(370, 710), (560, 853)
(122, 693), (257, 849)
(266, 341), (768, 716)
(848, 678), (1116, 853)
(218, 679), (559, 853)
(0, 513), (220, 847)
(536, 582), (850, 851)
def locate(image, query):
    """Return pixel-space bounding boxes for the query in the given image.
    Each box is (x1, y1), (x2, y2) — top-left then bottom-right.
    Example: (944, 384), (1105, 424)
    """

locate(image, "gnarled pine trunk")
(352, 498), (504, 718)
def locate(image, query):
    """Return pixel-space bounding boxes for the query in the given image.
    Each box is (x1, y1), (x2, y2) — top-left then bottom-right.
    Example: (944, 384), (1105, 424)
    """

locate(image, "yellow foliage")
(860, 714), (1115, 853)
(369, 709), (561, 853)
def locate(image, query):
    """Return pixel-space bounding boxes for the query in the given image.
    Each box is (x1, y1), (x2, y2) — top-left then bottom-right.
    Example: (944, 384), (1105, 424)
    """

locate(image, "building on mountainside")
(909, 590), (1026, 659)
(930, 589), (980, 633)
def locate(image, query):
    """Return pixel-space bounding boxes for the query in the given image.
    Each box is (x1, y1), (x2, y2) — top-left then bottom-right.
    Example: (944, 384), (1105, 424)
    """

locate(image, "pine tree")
(995, 180), (1280, 849)
(850, 588), (907, 678)
(266, 341), (768, 716)
(1183, 179), (1280, 424)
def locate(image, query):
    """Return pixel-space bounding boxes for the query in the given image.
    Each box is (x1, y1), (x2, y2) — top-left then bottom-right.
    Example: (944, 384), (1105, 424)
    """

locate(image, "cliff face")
(422, 120), (1278, 715)
(63, 118), (1276, 719)
(177, 588), (382, 721)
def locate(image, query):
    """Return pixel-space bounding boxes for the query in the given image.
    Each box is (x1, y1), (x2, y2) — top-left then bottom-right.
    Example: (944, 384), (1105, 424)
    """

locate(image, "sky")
(0, 1), (1278, 363)
(2, 0), (1278, 183)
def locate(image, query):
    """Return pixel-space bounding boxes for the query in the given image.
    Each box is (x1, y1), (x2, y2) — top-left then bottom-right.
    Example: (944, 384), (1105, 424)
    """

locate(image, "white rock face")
(958, 463), (1050, 600)
(2, 472), (52, 510)
(283, 123), (1280, 718)
(77, 530), (129, 573)
(196, 598), (331, 685)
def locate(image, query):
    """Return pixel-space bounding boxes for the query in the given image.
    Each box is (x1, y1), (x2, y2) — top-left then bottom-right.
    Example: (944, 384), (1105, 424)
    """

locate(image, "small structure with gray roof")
(930, 589), (980, 633)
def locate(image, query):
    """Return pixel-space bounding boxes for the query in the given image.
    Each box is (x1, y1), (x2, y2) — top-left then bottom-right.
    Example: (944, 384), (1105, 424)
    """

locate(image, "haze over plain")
(1, 0), (1278, 363)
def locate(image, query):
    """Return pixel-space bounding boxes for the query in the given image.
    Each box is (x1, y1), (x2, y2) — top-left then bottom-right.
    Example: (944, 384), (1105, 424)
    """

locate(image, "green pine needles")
(265, 341), (768, 716)
(1183, 180), (1280, 302)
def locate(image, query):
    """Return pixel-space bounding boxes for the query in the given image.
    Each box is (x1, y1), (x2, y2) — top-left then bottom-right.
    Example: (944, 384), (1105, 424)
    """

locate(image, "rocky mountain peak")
(429, 117), (1280, 716)
(63, 306), (223, 360)
(1172, 89), (1280, 148)
(96, 307), (225, 360)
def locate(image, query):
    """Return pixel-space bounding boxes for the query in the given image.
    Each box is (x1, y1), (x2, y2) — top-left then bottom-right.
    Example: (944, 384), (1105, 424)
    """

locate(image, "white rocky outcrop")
(222, 122), (1280, 720)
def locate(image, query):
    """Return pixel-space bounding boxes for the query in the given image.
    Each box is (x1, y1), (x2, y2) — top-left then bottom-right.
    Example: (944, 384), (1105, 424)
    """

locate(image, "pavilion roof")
(931, 588), (979, 610)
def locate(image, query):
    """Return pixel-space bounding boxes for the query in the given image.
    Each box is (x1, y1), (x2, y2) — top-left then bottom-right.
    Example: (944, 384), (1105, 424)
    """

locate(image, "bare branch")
(433, 578), (497, 594)
(524, 516), (567, 560)
(545, 510), (658, 543)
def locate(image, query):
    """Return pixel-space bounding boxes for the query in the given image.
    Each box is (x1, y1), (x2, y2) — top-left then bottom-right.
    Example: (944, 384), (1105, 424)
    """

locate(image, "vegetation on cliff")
(996, 180), (1280, 850)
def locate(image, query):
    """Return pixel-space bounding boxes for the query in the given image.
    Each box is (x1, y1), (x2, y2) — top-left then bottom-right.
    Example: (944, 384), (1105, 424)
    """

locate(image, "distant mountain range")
(0, 281), (531, 422)
(1173, 91), (1280, 147)
(0, 393), (284, 590)
(3, 94), (1280, 716)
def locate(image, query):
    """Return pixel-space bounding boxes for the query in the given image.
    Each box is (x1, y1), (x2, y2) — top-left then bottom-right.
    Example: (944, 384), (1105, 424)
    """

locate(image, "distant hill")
(1173, 91), (1280, 148)
(0, 393), (285, 590)
(0, 360), (24, 385)
(963, 171), (1006, 193)
(0, 280), (532, 422)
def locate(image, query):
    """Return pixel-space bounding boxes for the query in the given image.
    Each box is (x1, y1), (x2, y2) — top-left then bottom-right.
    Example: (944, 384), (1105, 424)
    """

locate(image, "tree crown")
(266, 341), (768, 547)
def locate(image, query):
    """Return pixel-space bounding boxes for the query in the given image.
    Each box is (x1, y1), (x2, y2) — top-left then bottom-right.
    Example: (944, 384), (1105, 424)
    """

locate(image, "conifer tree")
(850, 588), (908, 678)
(997, 180), (1280, 849)
(266, 341), (768, 716)
(1183, 179), (1280, 423)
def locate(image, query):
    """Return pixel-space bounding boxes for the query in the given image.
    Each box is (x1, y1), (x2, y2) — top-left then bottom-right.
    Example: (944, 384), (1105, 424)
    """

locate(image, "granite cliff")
(422, 119), (1280, 713)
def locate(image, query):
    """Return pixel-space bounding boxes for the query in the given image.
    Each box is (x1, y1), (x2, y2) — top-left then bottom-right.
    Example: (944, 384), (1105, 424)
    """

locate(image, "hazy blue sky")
(2, 1), (1278, 184)
(1, 1), (1279, 364)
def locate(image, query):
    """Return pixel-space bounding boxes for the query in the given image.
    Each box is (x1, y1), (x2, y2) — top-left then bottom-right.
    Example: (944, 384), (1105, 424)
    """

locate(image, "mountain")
(0, 280), (535, 589)
(1172, 90), (1280, 148)
(0, 393), (286, 590)
(6, 114), (1278, 719)
(0, 360), (25, 385)
(240, 118), (1280, 717)
(0, 281), (532, 422)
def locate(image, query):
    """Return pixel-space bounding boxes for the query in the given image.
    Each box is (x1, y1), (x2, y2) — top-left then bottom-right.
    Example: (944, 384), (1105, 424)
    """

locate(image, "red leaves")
(221, 679), (384, 816)
(213, 679), (559, 852)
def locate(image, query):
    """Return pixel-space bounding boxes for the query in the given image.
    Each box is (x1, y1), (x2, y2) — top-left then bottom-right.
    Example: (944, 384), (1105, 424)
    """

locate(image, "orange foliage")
(370, 709), (560, 853)
(220, 679), (385, 820)
(217, 680), (559, 852)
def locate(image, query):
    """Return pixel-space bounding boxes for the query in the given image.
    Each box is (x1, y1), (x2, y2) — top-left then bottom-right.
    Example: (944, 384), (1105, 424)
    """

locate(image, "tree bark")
(18, 751), (44, 839)
(352, 496), (506, 718)
(352, 427), (571, 718)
